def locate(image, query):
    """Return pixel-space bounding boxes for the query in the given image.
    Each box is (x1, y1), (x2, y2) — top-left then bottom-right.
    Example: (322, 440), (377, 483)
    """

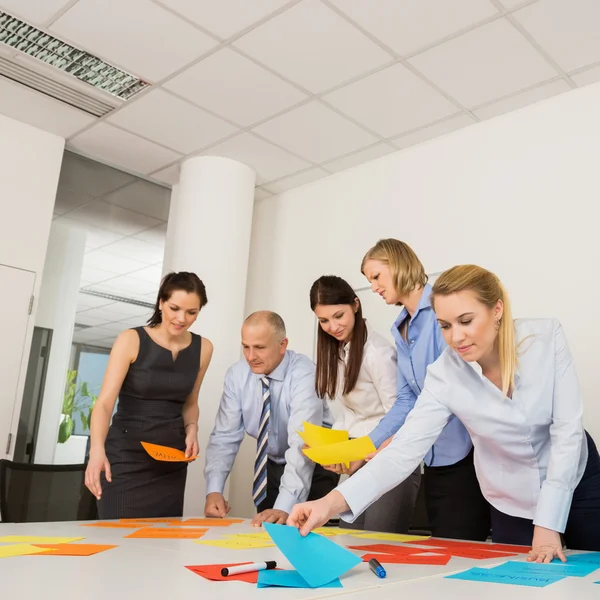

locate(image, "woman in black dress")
(85, 272), (213, 519)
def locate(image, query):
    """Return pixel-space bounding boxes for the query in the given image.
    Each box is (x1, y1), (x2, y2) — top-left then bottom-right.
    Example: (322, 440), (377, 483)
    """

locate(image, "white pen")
(221, 561), (277, 577)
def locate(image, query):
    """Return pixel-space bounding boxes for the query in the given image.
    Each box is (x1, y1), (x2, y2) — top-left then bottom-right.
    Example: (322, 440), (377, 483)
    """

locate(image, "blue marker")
(369, 558), (386, 579)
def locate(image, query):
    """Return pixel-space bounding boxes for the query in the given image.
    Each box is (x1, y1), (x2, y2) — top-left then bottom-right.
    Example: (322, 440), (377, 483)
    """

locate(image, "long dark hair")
(310, 275), (367, 399)
(147, 272), (208, 327)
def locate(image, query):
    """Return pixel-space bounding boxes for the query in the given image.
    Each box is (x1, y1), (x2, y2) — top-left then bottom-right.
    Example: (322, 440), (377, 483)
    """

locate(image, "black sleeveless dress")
(98, 327), (201, 519)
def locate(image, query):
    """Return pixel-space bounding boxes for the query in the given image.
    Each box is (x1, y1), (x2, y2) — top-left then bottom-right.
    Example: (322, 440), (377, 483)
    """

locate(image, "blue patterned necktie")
(252, 376), (270, 507)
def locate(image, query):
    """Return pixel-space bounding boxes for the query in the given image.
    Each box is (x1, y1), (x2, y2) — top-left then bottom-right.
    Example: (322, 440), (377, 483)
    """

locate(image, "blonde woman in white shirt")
(308, 275), (420, 533)
(292, 265), (600, 561)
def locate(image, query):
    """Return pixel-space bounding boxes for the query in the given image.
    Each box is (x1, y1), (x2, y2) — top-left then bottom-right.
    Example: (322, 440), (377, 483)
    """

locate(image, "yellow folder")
(302, 436), (376, 466)
(297, 422), (348, 448)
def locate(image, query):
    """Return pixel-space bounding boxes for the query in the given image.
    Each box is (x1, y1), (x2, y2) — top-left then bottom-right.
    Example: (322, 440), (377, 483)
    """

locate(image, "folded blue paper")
(263, 523), (361, 587)
(257, 570), (342, 589)
(566, 552), (600, 565)
(446, 567), (565, 587)
(493, 560), (599, 578)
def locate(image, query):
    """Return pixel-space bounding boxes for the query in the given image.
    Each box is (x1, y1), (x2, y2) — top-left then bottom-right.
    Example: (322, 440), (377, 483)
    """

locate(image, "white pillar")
(34, 221), (86, 464)
(163, 156), (256, 515)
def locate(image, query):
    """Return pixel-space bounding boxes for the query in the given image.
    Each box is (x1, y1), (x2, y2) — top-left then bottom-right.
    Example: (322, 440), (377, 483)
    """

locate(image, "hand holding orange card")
(140, 441), (197, 462)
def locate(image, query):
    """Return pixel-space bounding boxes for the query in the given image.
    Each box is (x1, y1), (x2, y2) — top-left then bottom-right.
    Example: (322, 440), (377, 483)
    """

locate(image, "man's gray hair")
(244, 310), (286, 339)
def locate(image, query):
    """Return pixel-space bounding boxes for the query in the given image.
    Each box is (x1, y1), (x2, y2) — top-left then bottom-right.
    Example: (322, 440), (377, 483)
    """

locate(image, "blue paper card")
(492, 560), (599, 578)
(257, 569), (342, 589)
(263, 523), (362, 588)
(566, 552), (600, 565)
(446, 567), (565, 587)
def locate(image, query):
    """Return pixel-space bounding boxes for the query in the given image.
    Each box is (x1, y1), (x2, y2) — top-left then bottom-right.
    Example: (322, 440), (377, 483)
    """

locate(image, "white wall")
(234, 81), (600, 514)
(34, 221), (86, 464)
(0, 113), (64, 458)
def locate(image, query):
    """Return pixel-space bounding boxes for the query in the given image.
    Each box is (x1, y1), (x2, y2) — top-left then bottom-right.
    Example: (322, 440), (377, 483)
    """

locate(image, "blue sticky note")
(446, 567), (565, 587)
(263, 523), (361, 588)
(566, 552), (600, 565)
(257, 570), (342, 589)
(492, 560), (599, 578)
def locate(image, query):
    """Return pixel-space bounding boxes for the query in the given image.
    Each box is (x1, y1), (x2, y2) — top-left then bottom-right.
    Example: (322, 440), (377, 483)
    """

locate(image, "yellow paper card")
(225, 532), (273, 541)
(297, 422), (348, 448)
(313, 527), (364, 536)
(0, 543), (52, 558)
(140, 441), (197, 462)
(302, 436), (376, 465)
(0, 536), (84, 544)
(351, 532), (431, 542)
(195, 539), (275, 549)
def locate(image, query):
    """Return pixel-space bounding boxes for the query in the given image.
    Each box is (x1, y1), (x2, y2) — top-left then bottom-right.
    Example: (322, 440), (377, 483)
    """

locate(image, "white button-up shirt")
(338, 318), (588, 533)
(329, 324), (397, 439)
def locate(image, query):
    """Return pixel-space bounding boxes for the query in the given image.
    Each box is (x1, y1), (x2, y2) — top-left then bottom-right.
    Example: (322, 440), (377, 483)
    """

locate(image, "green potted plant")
(57, 370), (98, 443)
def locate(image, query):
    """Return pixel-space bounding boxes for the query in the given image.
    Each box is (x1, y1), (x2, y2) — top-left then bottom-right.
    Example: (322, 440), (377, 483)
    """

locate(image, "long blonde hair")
(431, 265), (515, 396)
(361, 239), (427, 298)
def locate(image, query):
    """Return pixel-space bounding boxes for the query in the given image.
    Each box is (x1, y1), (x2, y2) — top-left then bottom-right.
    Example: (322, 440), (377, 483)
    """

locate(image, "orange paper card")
(416, 539), (529, 554)
(186, 563), (260, 583)
(82, 522), (150, 528)
(140, 441), (197, 462)
(125, 527), (207, 539)
(179, 518), (244, 527)
(361, 552), (452, 566)
(120, 518), (182, 524)
(32, 544), (117, 556)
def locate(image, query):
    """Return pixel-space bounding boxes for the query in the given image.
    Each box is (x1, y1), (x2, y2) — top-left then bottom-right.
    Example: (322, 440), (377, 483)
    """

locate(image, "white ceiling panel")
(498, 0), (534, 9)
(234, 0), (392, 93)
(72, 326), (119, 341)
(329, 0), (499, 57)
(571, 64), (600, 87)
(513, 0), (600, 73)
(107, 89), (238, 154)
(53, 187), (94, 215)
(150, 164), (179, 187)
(392, 113), (476, 150)
(165, 48), (307, 126)
(50, 0), (218, 82)
(110, 303), (155, 317)
(69, 123), (182, 175)
(0, 0), (73, 25)
(59, 152), (136, 199)
(473, 79), (571, 120)
(55, 216), (125, 250)
(80, 265), (121, 284)
(157, 0), (291, 39)
(66, 200), (162, 236)
(94, 275), (158, 296)
(253, 101), (378, 164)
(119, 316), (152, 328)
(322, 142), (396, 174)
(103, 180), (170, 221)
(96, 321), (132, 333)
(83, 249), (150, 275)
(79, 306), (140, 322)
(129, 264), (164, 284)
(324, 63), (459, 138)
(263, 167), (330, 194)
(133, 223), (168, 247)
(0, 77), (96, 138)
(75, 313), (110, 327)
(100, 237), (164, 266)
(201, 133), (310, 183)
(76, 295), (116, 311)
(408, 18), (558, 107)
(93, 337), (118, 348)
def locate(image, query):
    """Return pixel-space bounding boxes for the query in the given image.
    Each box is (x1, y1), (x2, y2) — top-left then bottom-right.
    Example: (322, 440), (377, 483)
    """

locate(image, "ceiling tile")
(262, 167), (330, 194)
(233, 0), (392, 93)
(72, 326), (118, 341)
(253, 101), (378, 164)
(75, 313), (109, 327)
(498, 0), (533, 9)
(129, 264), (164, 284)
(83, 249), (150, 274)
(53, 188), (95, 215)
(133, 223), (168, 247)
(0, 0), (72, 25)
(110, 303), (155, 317)
(55, 216), (125, 250)
(201, 132), (310, 183)
(103, 180), (171, 221)
(392, 113), (476, 150)
(107, 89), (238, 154)
(93, 337), (118, 348)
(329, 0), (499, 57)
(76, 306), (127, 322)
(571, 64), (600, 87)
(473, 79), (571, 120)
(69, 123), (182, 175)
(513, 0), (600, 73)
(50, 0), (218, 81)
(150, 164), (179, 186)
(76, 294), (116, 310)
(322, 142), (396, 173)
(408, 18), (558, 107)
(97, 322), (132, 333)
(165, 47), (307, 126)
(66, 200), (162, 236)
(100, 237), (164, 266)
(95, 275), (159, 296)
(59, 151), (136, 199)
(254, 188), (273, 201)
(324, 63), (459, 138)
(0, 77), (96, 138)
(80, 265), (121, 284)
(157, 0), (291, 39)
(119, 316), (153, 328)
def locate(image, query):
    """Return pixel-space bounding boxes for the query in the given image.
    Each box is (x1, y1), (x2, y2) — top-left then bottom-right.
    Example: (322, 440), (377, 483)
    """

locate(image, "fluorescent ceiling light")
(0, 11), (149, 100)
